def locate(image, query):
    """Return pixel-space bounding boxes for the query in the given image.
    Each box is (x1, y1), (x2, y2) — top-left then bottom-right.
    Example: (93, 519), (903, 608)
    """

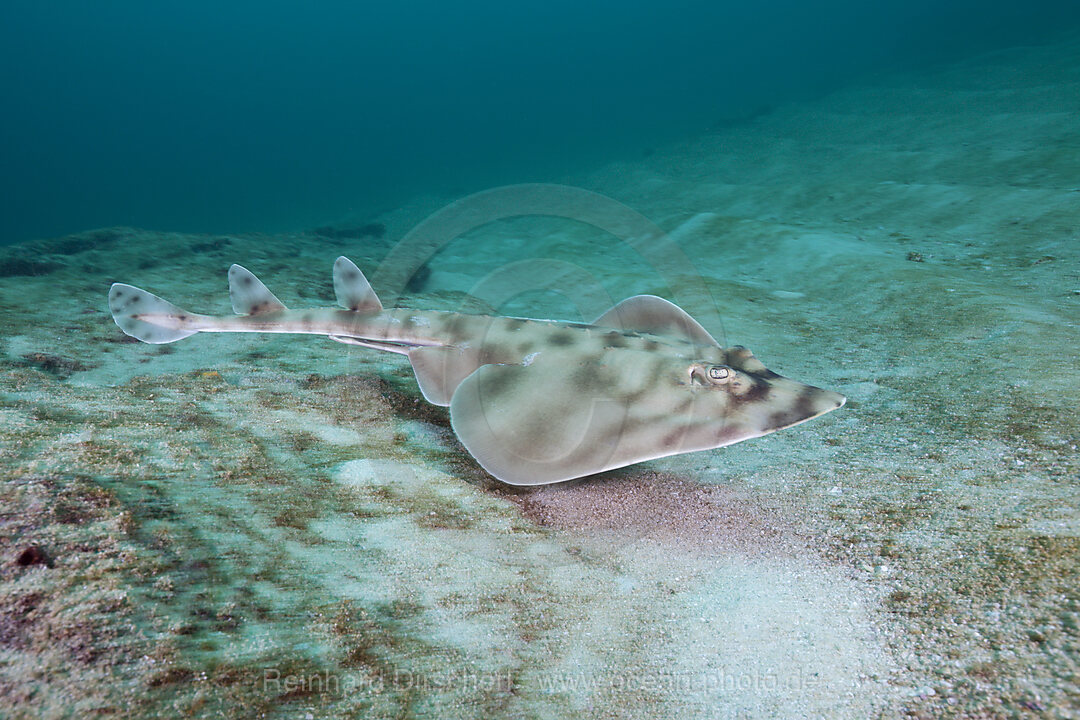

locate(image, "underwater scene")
(2, 3), (1080, 719)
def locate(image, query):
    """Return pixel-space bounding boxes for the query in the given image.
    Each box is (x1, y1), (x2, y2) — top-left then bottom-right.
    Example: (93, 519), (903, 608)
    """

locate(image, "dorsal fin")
(333, 256), (382, 313)
(228, 265), (287, 316)
(593, 295), (719, 347)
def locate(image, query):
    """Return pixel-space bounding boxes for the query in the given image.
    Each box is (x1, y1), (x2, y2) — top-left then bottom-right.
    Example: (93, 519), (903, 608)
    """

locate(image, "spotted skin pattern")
(109, 256), (845, 485)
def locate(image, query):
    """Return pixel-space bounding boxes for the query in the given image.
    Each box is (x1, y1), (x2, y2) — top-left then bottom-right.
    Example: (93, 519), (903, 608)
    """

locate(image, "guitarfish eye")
(707, 365), (731, 382)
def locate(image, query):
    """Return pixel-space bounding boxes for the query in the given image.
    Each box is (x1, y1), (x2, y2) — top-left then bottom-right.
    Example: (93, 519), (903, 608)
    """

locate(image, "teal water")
(2, 1), (1079, 244)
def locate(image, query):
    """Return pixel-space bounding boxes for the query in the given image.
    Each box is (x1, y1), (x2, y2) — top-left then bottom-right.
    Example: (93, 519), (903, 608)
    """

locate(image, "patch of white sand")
(327, 460), (897, 718)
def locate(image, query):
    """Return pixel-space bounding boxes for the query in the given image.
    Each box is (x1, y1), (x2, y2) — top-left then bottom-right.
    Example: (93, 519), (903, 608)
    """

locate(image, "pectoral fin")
(449, 356), (635, 485)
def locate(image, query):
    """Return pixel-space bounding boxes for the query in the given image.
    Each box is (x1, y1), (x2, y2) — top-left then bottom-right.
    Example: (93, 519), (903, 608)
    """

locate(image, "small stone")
(16, 545), (52, 568)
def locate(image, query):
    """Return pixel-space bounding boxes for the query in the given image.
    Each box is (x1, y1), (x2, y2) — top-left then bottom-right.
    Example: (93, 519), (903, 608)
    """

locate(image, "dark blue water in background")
(2, 1), (1078, 245)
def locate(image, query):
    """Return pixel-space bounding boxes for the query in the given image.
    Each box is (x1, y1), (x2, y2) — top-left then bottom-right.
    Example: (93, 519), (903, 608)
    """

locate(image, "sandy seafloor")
(2, 34), (1079, 720)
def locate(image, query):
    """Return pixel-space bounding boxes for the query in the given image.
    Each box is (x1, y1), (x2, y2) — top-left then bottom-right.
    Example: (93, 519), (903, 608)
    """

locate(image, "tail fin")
(108, 283), (201, 344)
